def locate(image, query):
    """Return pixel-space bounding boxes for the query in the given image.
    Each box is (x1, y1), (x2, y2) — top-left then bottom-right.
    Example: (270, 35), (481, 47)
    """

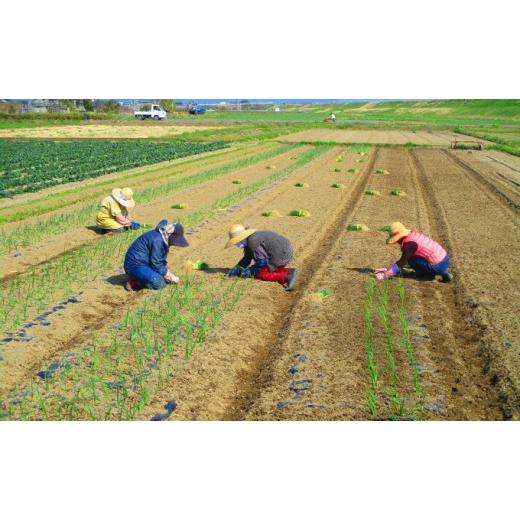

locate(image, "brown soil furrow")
(457, 150), (520, 191)
(411, 149), (520, 419)
(132, 148), (377, 420)
(483, 152), (520, 176)
(442, 150), (520, 212)
(0, 145), (301, 279)
(408, 150), (504, 419)
(0, 146), (338, 396)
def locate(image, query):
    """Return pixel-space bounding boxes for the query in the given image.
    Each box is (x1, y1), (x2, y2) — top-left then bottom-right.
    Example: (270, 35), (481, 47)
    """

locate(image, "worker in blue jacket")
(124, 219), (188, 291)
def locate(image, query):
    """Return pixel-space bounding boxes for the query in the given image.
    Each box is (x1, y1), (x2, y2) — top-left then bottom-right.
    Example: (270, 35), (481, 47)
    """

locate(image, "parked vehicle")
(134, 104), (167, 120)
(187, 103), (206, 115)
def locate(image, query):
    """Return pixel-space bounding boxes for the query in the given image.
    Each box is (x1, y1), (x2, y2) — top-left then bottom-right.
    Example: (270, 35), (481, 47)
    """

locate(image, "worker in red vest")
(374, 222), (453, 282)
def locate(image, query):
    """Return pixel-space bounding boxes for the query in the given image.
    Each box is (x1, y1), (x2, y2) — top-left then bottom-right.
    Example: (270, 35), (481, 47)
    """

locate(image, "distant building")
(120, 100), (150, 111)
(23, 99), (68, 113)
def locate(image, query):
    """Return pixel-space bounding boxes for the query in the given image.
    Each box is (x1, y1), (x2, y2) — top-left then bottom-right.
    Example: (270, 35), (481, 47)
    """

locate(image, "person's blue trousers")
(126, 265), (166, 290)
(409, 255), (449, 276)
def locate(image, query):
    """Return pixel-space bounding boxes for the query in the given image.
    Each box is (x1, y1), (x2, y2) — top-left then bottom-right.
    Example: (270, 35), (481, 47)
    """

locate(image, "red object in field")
(256, 266), (289, 284)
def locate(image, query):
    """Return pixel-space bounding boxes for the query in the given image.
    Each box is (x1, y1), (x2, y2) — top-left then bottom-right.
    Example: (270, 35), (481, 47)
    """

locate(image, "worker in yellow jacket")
(96, 187), (140, 234)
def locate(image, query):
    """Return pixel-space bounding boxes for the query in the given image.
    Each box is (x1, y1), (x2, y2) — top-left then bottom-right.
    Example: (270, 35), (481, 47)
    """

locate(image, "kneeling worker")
(124, 219), (188, 291)
(96, 187), (140, 234)
(374, 222), (453, 282)
(225, 223), (298, 291)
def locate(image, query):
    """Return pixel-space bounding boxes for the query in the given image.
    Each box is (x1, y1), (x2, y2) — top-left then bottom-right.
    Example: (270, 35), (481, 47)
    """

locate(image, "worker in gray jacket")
(225, 223), (298, 290)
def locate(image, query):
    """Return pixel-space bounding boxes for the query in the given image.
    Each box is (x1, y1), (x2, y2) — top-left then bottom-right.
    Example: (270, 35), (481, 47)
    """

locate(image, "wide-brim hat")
(386, 221), (411, 244)
(225, 223), (256, 249)
(112, 187), (135, 208)
(156, 219), (189, 247)
(168, 223), (189, 248)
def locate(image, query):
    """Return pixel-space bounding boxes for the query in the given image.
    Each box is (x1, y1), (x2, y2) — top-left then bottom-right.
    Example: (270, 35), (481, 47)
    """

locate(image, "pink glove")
(374, 263), (400, 281)
(164, 271), (181, 284)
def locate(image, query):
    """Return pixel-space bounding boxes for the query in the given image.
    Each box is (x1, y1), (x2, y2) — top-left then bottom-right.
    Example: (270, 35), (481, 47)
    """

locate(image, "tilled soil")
(133, 148), (375, 419)
(244, 148), (505, 420)
(279, 129), (486, 146)
(140, 148), (515, 421)
(2, 146), (518, 421)
(451, 150), (520, 209)
(411, 149), (520, 418)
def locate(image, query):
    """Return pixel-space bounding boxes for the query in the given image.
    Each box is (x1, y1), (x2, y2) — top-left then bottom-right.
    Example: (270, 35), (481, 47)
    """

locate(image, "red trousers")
(256, 265), (288, 285)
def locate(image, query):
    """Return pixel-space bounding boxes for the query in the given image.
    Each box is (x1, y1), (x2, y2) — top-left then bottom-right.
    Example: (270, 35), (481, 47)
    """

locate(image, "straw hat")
(225, 223), (256, 249)
(112, 187), (135, 208)
(386, 222), (411, 244)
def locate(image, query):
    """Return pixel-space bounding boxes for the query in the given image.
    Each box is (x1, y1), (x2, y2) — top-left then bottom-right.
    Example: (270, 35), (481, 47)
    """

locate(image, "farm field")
(280, 128), (487, 146)
(0, 123), (224, 139)
(0, 125), (518, 421)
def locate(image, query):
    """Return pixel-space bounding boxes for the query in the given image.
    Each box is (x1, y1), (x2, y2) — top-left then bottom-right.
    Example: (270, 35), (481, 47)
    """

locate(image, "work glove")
(164, 271), (181, 284)
(129, 221), (141, 230)
(240, 259), (267, 278)
(227, 266), (241, 277)
(374, 263), (400, 281)
(240, 267), (254, 278)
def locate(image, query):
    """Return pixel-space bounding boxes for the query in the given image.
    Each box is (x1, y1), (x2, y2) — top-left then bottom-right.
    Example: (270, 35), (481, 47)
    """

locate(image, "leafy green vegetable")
(0, 139), (228, 198)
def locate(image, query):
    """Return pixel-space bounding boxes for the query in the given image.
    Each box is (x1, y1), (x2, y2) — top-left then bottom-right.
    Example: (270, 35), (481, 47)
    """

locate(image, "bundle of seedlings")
(346, 223), (369, 231)
(288, 210), (310, 217)
(261, 210), (282, 217)
(311, 288), (332, 303)
(191, 260), (209, 271)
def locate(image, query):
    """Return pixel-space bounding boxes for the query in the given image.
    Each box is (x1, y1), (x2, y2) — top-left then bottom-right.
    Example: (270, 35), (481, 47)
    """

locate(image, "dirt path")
(0, 144), (293, 278)
(0, 145), (322, 395)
